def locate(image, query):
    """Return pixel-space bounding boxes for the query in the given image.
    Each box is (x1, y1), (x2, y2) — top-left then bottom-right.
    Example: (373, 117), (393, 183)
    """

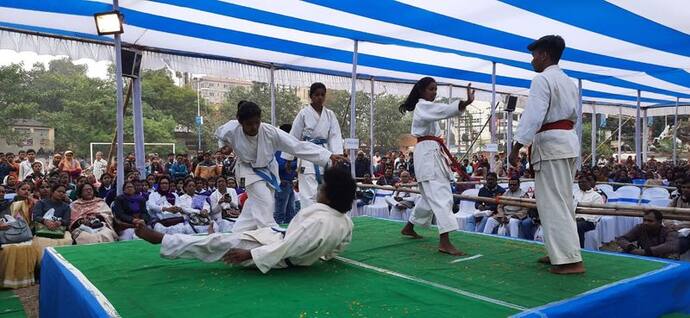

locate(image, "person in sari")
(112, 181), (150, 240)
(69, 183), (118, 244)
(0, 182), (39, 289)
(31, 183), (73, 258)
(58, 150), (82, 180)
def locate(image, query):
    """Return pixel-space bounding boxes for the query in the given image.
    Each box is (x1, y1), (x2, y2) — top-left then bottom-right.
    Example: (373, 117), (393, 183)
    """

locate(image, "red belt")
(417, 136), (470, 181)
(528, 120), (575, 174)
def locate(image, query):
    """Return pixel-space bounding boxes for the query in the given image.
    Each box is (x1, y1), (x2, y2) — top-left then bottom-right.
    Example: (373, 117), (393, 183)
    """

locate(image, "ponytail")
(399, 77), (435, 114)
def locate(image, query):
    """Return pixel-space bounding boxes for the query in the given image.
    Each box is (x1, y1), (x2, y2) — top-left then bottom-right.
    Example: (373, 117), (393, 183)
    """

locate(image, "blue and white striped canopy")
(1, 0), (689, 107)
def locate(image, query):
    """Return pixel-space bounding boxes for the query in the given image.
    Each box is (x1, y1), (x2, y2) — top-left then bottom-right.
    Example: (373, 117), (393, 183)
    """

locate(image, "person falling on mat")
(397, 77), (475, 256)
(509, 35), (585, 274)
(214, 101), (345, 233)
(134, 168), (355, 273)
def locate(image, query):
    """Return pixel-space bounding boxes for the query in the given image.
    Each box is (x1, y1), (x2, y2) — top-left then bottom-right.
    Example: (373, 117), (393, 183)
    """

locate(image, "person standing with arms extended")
(509, 35), (585, 274)
(285, 83), (343, 209)
(398, 77), (474, 256)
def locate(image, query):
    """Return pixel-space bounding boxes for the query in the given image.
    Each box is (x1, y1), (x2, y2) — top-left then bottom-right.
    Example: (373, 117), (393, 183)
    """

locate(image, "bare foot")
(537, 256), (551, 264)
(401, 222), (423, 239)
(439, 232), (465, 256)
(135, 222), (164, 244)
(549, 262), (586, 275)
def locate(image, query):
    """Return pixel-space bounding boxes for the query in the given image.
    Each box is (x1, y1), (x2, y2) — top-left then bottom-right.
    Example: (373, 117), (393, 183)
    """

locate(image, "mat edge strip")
(46, 247), (121, 318)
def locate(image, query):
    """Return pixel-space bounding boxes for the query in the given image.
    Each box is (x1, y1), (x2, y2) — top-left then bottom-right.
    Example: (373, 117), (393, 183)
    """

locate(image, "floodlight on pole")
(94, 11), (124, 35)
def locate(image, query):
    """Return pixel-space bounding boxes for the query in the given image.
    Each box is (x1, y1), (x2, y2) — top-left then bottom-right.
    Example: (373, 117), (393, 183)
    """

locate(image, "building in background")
(0, 119), (55, 155)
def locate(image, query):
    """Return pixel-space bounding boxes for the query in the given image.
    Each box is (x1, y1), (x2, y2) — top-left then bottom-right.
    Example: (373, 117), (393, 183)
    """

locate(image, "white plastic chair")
(613, 185), (642, 237)
(456, 189), (479, 231)
(362, 189), (393, 218)
(595, 184), (615, 203)
(641, 187), (670, 205)
(520, 181), (535, 194)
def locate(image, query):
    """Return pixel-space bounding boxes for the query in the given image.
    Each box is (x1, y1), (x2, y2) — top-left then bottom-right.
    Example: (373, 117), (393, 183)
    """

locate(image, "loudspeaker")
(505, 95), (518, 112)
(121, 49), (142, 78)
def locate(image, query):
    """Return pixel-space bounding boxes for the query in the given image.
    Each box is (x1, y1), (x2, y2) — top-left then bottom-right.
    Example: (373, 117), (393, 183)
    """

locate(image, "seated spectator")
(169, 154), (189, 181)
(194, 152), (221, 180)
(176, 179), (212, 234)
(34, 182), (51, 202)
(209, 177), (239, 232)
(112, 181), (150, 240)
(484, 176), (528, 238)
(69, 183), (118, 244)
(3, 174), (18, 194)
(0, 183), (39, 289)
(361, 173), (373, 185)
(475, 173), (505, 232)
(373, 156), (389, 177)
(0, 185), (10, 215)
(46, 153), (62, 175)
(612, 170), (632, 190)
(0, 153), (10, 183)
(5, 153), (19, 179)
(147, 176), (188, 235)
(355, 151), (370, 178)
(227, 177), (244, 195)
(385, 171), (418, 219)
(9, 182), (35, 224)
(59, 150), (82, 180)
(97, 173), (116, 206)
(616, 210), (678, 258)
(32, 184), (73, 255)
(574, 175), (605, 248)
(376, 167), (399, 186)
(18, 149), (43, 181)
(147, 157), (166, 178)
(68, 176), (88, 201)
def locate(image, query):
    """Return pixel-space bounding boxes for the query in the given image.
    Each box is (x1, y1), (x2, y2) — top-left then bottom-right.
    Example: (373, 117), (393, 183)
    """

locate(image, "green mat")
(0, 290), (24, 318)
(53, 217), (666, 317)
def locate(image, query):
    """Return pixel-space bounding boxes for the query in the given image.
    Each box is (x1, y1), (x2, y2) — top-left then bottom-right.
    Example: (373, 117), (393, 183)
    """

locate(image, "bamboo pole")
(357, 184), (690, 221)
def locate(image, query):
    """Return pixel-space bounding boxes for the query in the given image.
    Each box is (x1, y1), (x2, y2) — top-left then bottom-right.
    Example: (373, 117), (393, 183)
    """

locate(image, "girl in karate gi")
(398, 77), (474, 256)
(214, 101), (345, 233)
(285, 83), (343, 209)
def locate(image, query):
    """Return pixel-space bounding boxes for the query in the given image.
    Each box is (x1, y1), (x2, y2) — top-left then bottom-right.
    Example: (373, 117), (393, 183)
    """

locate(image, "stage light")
(94, 11), (123, 35)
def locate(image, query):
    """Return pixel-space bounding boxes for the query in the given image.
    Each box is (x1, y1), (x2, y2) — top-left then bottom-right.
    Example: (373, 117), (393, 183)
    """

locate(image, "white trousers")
(118, 228), (139, 241)
(232, 181), (278, 233)
(298, 173), (318, 210)
(161, 232), (262, 264)
(483, 217), (521, 238)
(409, 178), (458, 234)
(535, 158), (582, 265)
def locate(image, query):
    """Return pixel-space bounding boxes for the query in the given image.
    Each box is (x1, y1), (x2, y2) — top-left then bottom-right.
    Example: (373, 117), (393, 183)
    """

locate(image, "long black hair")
(399, 77), (435, 114)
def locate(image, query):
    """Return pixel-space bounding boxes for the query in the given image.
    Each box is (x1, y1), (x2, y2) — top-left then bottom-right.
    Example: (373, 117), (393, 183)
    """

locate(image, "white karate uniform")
(385, 188), (418, 220)
(215, 120), (333, 233)
(209, 188), (239, 233)
(146, 191), (190, 235)
(285, 105), (343, 209)
(408, 99), (463, 234)
(160, 203), (353, 273)
(515, 65), (581, 265)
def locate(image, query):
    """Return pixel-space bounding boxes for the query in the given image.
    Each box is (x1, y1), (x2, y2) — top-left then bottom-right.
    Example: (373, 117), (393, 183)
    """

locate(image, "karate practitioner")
(285, 83), (343, 209)
(134, 168), (355, 274)
(509, 35), (585, 274)
(398, 77), (475, 256)
(214, 101), (345, 233)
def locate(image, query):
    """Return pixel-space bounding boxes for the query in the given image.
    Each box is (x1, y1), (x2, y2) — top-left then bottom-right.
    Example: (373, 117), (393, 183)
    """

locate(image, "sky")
(0, 49), (111, 79)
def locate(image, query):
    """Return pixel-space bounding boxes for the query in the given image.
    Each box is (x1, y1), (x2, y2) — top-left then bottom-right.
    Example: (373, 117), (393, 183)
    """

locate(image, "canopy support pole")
(132, 76), (146, 179)
(674, 97), (679, 165)
(635, 90), (641, 168)
(591, 103), (596, 167)
(369, 78), (375, 176)
(643, 108), (648, 163)
(196, 83), (202, 151)
(576, 79), (583, 169)
(270, 64), (276, 126)
(618, 106), (622, 163)
(490, 62), (496, 172)
(349, 40), (358, 179)
(507, 105), (513, 170)
(113, 0), (125, 195)
(446, 85), (453, 148)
